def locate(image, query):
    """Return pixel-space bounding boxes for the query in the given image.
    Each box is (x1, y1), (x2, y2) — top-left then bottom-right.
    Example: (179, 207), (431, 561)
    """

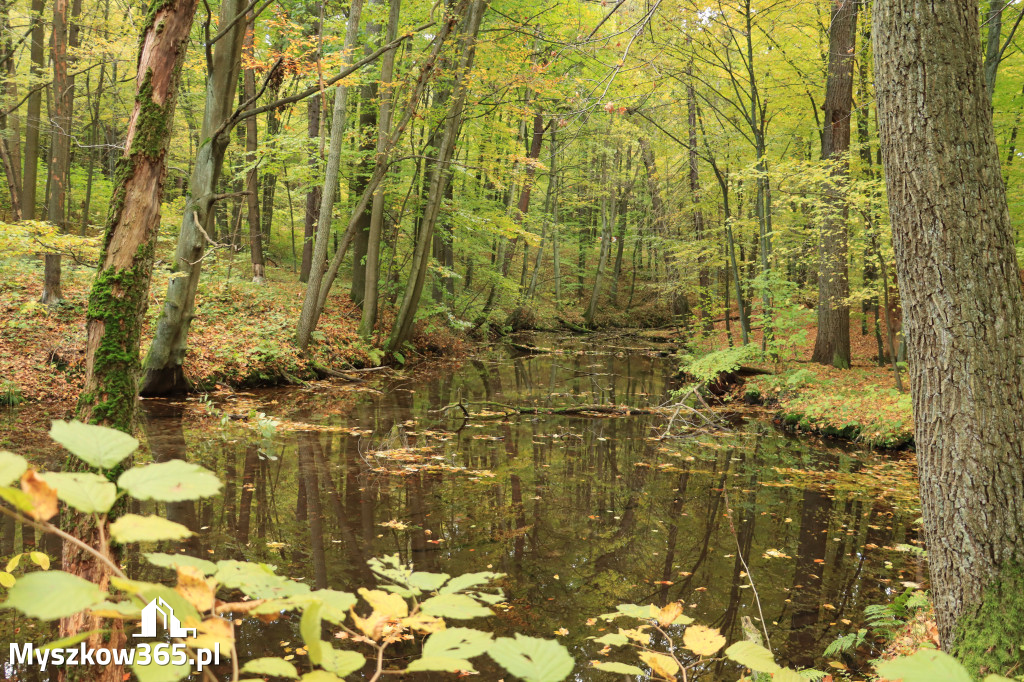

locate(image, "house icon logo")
(134, 597), (198, 638)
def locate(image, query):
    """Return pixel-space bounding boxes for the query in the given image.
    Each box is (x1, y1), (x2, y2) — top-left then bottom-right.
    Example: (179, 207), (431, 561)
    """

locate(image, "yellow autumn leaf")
(357, 588), (408, 619)
(187, 617), (234, 654)
(401, 613), (446, 634)
(656, 602), (683, 627)
(176, 565), (217, 612)
(20, 470), (58, 521)
(683, 624), (726, 657)
(639, 651), (679, 680)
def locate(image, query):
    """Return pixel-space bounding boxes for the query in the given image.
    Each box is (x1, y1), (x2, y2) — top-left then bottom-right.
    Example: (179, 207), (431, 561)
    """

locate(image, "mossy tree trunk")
(140, 0), (247, 394)
(874, 0), (1024, 667)
(69, 0), (198, 676)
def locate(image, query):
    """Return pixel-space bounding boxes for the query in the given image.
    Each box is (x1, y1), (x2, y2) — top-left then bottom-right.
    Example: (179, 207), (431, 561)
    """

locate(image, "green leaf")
(301, 602), (323, 665)
(0, 451), (28, 485)
(1, 570), (105, 620)
(0, 486), (34, 514)
(49, 420), (138, 469)
(215, 560), (310, 600)
(773, 670), (805, 682)
(40, 472), (117, 514)
(420, 593), (492, 620)
(299, 671), (344, 681)
(725, 641), (782, 674)
(143, 552), (217, 575)
(592, 631), (629, 647)
(407, 571), (450, 592)
(109, 514), (193, 543)
(440, 571), (502, 594)
(117, 460), (221, 502)
(240, 657), (299, 679)
(592, 661), (645, 675)
(132, 657), (191, 682)
(407, 656), (477, 673)
(875, 650), (973, 682)
(0, 571), (14, 587)
(29, 551), (49, 570)
(310, 589), (358, 624)
(983, 676), (1018, 682)
(487, 634), (574, 682)
(320, 647), (365, 676)
(422, 627), (493, 660)
(41, 630), (104, 651)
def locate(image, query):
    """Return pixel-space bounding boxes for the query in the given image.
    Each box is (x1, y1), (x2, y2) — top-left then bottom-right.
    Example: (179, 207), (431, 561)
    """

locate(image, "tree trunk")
(687, 50), (712, 330)
(386, 0), (487, 352)
(984, 0), (1005, 98)
(350, 12), (382, 307)
(359, 0), (401, 337)
(811, 0), (856, 368)
(140, 0), (247, 395)
(301, 96), (321, 282)
(295, 0), (365, 343)
(21, 0), (44, 220)
(69, 0), (197, 676)
(874, 0), (1024, 665)
(243, 12), (264, 283)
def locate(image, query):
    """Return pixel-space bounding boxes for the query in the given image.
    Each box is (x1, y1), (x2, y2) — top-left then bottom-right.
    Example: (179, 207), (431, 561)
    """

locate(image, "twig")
(721, 487), (771, 650)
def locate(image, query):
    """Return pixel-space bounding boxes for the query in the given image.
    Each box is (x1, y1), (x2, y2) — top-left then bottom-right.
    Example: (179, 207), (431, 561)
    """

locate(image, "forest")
(0, 0), (1023, 680)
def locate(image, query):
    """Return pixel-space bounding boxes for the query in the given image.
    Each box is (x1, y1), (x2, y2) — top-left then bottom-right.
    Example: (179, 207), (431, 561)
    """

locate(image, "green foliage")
(49, 419), (138, 469)
(488, 634), (576, 682)
(1, 570), (105, 620)
(822, 628), (867, 658)
(679, 343), (763, 386)
(953, 563), (1024, 679)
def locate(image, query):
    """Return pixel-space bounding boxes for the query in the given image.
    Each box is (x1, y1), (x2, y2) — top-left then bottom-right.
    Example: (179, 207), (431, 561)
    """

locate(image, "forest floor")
(676, 310), (915, 450)
(0, 259), (467, 451)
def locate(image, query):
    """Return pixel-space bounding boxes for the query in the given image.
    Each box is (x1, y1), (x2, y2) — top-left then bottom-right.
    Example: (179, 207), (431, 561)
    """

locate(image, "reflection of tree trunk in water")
(256, 459), (270, 541)
(221, 446), (237, 548)
(143, 405), (201, 554)
(313, 435), (374, 583)
(298, 434), (328, 589)
(657, 472), (690, 606)
(236, 445), (259, 545)
(672, 471), (726, 597)
(783, 488), (833, 669)
(510, 474), (526, 571)
(407, 476), (438, 571)
(710, 487), (759, 679)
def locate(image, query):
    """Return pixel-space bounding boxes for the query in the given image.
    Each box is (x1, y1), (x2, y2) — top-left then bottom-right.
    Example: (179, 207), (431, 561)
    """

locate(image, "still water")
(3, 334), (922, 679)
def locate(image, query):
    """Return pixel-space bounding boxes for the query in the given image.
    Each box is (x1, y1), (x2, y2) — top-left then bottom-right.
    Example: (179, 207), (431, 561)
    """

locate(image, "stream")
(3, 333), (922, 680)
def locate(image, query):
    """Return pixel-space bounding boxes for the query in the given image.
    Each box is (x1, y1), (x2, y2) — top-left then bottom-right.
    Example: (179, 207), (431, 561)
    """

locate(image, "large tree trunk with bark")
(69, 0), (197, 677)
(140, 0), (247, 395)
(874, 0), (1024, 669)
(811, 0), (856, 368)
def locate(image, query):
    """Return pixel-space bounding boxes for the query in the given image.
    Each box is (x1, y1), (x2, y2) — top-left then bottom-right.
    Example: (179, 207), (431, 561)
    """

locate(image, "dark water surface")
(3, 334), (922, 680)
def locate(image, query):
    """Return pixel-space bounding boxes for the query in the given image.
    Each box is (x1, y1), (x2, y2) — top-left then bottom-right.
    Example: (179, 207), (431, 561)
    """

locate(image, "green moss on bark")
(952, 562), (1024, 678)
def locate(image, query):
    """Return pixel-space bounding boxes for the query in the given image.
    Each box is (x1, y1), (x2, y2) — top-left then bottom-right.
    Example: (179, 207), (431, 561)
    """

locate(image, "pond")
(2, 333), (923, 680)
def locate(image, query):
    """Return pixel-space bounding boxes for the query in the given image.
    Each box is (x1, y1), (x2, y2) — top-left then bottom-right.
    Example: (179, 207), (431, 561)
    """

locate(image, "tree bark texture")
(874, 0), (1024, 653)
(811, 0), (856, 368)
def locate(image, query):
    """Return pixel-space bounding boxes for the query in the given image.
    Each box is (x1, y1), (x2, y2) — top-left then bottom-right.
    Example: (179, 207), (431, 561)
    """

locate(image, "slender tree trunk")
(874, 0), (1024, 662)
(359, 0), (401, 338)
(301, 96), (321, 282)
(386, 0), (487, 352)
(243, 12), (264, 283)
(687, 50), (711, 330)
(140, 0), (247, 395)
(984, 0), (1005, 98)
(811, 0), (857, 368)
(21, 0), (44, 220)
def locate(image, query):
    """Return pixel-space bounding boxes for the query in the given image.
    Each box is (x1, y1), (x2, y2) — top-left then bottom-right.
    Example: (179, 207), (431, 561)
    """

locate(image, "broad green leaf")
(773, 669), (805, 682)
(983, 676), (1018, 682)
(0, 485), (34, 514)
(592, 631), (629, 647)
(592, 661), (645, 674)
(41, 630), (104, 650)
(407, 571), (450, 592)
(216, 560), (310, 600)
(487, 634), (574, 682)
(301, 602), (323, 665)
(421, 627), (493, 660)
(110, 578), (202, 627)
(240, 657), (299, 678)
(144, 552), (217, 575)
(132, 657), (191, 682)
(49, 420), (138, 469)
(407, 656), (477, 673)
(310, 589), (358, 624)
(420, 593), (492, 620)
(725, 641), (782, 674)
(320, 647), (365, 676)
(1, 570), (105, 620)
(299, 671), (344, 681)
(0, 451), (28, 485)
(440, 571), (502, 594)
(40, 472), (117, 514)
(89, 599), (143, 619)
(109, 514), (193, 543)
(0, 571), (14, 587)
(117, 460), (221, 502)
(875, 650), (973, 682)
